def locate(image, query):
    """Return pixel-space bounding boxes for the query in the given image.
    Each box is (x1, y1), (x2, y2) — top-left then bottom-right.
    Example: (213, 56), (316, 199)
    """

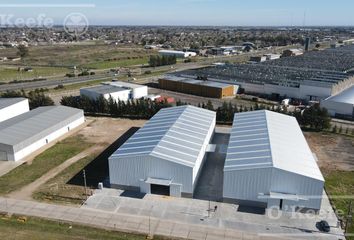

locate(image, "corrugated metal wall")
(223, 167), (324, 210)
(193, 117), (216, 187)
(170, 183), (182, 197)
(109, 155), (194, 194)
(223, 168), (272, 204)
(271, 168), (324, 210)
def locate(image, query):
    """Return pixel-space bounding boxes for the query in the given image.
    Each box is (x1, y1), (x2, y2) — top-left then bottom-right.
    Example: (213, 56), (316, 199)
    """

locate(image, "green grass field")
(0, 66), (69, 82)
(0, 135), (93, 195)
(33, 154), (97, 205)
(0, 44), (153, 67)
(325, 171), (354, 238)
(0, 214), (165, 240)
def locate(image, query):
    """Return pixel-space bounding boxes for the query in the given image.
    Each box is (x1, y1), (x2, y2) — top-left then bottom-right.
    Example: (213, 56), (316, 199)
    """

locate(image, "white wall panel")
(109, 155), (194, 194)
(271, 169), (324, 210)
(223, 168), (272, 203)
(9, 116), (85, 161)
(0, 99), (29, 123)
(321, 100), (353, 116)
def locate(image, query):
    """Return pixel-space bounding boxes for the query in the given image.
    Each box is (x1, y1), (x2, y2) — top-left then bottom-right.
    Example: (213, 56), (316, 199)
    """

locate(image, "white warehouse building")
(80, 81), (148, 102)
(223, 110), (324, 211)
(320, 85), (354, 118)
(109, 105), (216, 197)
(80, 85), (131, 102)
(0, 98), (29, 123)
(159, 50), (197, 58)
(0, 106), (85, 161)
(107, 81), (148, 99)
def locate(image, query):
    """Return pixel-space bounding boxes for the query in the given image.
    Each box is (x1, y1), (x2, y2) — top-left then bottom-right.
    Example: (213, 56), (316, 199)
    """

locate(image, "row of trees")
(149, 55), (176, 67)
(293, 105), (331, 131)
(61, 96), (331, 132)
(61, 95), (172, 119)
(177, 100), (331, 131)
(1, 89), (54, 109)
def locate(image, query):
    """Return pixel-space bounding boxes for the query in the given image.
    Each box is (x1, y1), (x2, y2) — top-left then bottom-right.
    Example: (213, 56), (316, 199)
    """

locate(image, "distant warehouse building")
(159, 50), (197, 58)
(321, 85), (354, 118)
(80, 85), (131, 102)
(80, 81), (148, 102)
(177, 64), (354, 101)
(109, 105), (216, 197)
(177, 45), (354, 101)
(223, 110), (324, 211)
(0, 106), (84, 161)
(0, 98), (29, 123)
(159, 75), (237, 98)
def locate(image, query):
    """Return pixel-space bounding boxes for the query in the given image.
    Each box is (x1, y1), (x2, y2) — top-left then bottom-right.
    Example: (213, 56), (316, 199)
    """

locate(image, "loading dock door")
(0, 151), (8, 161)
(151, 184), (170, 196)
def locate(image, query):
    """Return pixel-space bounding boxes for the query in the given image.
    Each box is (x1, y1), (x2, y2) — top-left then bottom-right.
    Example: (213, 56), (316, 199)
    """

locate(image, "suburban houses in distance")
(0, 1), (353, 240)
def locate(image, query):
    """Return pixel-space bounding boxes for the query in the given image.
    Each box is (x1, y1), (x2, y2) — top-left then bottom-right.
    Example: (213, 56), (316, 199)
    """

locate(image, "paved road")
(81, 189), (344, 240)
(0, 45), (292, 92)
(0, 196), (284, 240)
(194, 129), (229, 202)
(0, 74), (112, 92)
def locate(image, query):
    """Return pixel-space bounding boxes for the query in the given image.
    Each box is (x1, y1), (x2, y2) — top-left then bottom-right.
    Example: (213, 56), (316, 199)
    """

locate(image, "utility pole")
(345, 201), (353, 234)
(208, 200), (211, 218)
(83, 170), (88, 200)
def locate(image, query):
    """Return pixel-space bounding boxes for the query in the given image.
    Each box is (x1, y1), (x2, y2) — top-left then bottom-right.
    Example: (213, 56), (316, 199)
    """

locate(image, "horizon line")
(0, 24), (354, 28)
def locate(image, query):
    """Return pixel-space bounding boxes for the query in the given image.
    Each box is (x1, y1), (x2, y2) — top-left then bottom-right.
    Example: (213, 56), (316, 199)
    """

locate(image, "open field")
(0, 214), (164, 240)
(305, 132), (354, 171)
(33, 154), (97, 205)
(0, 44), (155, 83)
(0, 44), (153, 68)
(306, 132), (354, 238)
(324, 171), (354, 238)
(33, 118), (145, 205)
(0, 135), (93, 195)
(0, 66), (69, 82)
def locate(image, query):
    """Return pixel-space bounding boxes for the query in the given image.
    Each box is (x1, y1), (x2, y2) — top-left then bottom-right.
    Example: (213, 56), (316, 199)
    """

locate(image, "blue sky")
(1, 0), (354, 26)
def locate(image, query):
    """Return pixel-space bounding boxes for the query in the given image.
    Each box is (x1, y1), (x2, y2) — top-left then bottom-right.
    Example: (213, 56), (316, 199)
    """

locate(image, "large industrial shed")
(109, 105), (216, 197)
(0, 98), (29, 123)
(159, 50), (197, 58)
(0, 106), (84, 161)
(223, 110), (324, 211)
(80, 81), (148, 102)
(80, 85), (131, 102)
(321, 85), (354, 118)
(178, 64), (354, 101)
(159, 75), (236, 98)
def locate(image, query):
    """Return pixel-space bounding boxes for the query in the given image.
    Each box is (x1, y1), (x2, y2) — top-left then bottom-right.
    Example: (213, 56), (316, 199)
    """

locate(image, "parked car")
(316, 220), (330, 232)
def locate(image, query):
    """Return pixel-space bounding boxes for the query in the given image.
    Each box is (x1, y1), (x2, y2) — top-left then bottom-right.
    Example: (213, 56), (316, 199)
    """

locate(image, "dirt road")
(8, 117), (145, 200)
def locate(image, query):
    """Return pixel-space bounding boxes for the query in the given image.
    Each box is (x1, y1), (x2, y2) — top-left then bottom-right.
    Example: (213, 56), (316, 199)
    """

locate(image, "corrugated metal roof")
(105, 81), (147, 90)
(162, 75), (232, 89)
(110, 105), (216, 167)
(323, 85), (354, 104)
(0, 98), (27, 110)
(81, 85), (129, 94)
(0, 106), (84, 150)
(224, 110), (324, 181)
